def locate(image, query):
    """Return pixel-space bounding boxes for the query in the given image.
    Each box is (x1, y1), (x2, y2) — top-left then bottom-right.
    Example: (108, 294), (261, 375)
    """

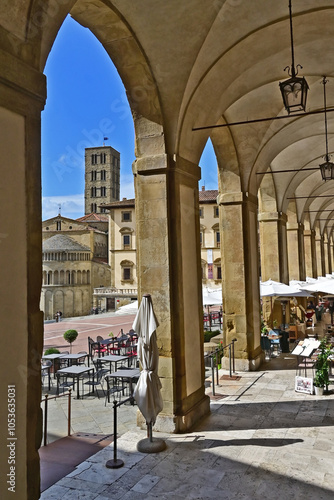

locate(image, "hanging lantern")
(279, 0), (309, 114)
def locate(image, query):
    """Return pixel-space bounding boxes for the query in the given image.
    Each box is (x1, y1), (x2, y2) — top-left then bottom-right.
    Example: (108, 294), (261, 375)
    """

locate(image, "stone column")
(287, 222), (306, 280)
(258, 211), (288, 283)
(315, 234), (325, 277)
(0, 50), (46, 499)
(323, 234), (329, 274)
(304, 229), (317, 278)
(329, 237), (333, 274)
(133, 152), (210, 432)
(258, 211), (288, 326)
(218, 192), (262, 371)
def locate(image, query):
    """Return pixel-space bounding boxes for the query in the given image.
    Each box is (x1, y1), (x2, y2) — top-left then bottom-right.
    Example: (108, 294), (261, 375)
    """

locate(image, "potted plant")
(63, 329), (78, 353)
(313, 339), (331, 395)
(44, 347), (60, 355)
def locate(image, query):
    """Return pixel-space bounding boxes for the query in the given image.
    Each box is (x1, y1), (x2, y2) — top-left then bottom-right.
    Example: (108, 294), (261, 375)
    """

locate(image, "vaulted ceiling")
(1, 0), (334, 235)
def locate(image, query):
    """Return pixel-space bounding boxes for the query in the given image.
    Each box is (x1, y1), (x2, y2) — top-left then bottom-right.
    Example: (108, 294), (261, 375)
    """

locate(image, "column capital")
(287, 222), (304, 231)
(258, 211), (287, 223)
(217, 191), (257, 206)
(0, 48), (46, 114)
(133, 154), (201, 182)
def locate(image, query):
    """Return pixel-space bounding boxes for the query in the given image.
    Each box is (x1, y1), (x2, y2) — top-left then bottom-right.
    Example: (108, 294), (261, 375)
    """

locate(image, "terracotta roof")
(100, 199), (135, 209)
(76, 213), (109, 222)
(43, 235), (90, 252)
(199, 189), (218, 203)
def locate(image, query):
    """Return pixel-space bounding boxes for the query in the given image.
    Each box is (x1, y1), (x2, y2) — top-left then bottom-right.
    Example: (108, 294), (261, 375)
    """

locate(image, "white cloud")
(42, 194), (84, 221)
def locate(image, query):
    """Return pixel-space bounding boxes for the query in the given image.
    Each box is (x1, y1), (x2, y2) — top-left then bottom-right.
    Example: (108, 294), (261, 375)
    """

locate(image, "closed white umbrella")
(133, 294), (166, 453)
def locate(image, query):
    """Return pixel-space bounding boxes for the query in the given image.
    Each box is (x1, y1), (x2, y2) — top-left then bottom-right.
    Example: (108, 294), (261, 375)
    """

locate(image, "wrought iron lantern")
(319, 76), (334, 181)
(279, 0), (309, 114)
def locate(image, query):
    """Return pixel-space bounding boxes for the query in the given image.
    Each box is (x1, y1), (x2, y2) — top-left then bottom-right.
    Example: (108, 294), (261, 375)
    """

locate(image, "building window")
(101, 170), (106, 180)
(199, 207), (204, 218)
(122, 211), (132, 222)
(123, 234), (131, 249)
(91, 203), (97, 212)
(123, 267), (131, 280)
(101, 186), (106, 197)
(91, 154), (98, 164)
(56, 221), (61, 231)
(101, 153), (106, 164)
(91, 170), (97, 181)
(121, 260), (134, 283)
(217, 266), (222, 280)
(200, 231), (204, 247)
(91, 186), (97, 197)
(214, 206), (219, 218)
(216, 231), (220, 248)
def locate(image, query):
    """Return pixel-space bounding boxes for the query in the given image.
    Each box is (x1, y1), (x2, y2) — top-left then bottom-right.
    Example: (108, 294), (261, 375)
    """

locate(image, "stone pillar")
(258, 211), (288, 283)
(287, 222), (306, 280)
(329, 237), (333, 274)
(315, 234), (325, 277)
(258, 211), (289, 326)
(0, 50), (46, 499)
(133, 152), (210, 433)
(324, 234), (329, 274)
(218, 192), (262, 371)
(304, 229), (317, 278)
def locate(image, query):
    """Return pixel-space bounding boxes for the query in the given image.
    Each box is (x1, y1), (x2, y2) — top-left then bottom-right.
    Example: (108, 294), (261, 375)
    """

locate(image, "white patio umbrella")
(260, 279), (302, 297)
(202, 287), (222, 306)
(302, 279), (334, 295)
(133, 294), (166, 453)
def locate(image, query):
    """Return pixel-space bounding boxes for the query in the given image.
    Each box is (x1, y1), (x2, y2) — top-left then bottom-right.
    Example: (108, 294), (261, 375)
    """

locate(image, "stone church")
(41, 214), (110, 318)
(1, 2), (333, 498)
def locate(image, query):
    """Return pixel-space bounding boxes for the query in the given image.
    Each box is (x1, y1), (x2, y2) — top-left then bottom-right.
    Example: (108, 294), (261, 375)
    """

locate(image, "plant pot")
(314, 386), (324, 396)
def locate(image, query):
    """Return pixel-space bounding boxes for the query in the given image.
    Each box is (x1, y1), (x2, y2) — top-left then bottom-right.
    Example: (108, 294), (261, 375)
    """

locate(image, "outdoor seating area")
(42, 332), (139, 402)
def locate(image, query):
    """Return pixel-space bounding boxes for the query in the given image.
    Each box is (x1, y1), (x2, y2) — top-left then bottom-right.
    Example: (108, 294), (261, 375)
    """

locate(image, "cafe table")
(56, 365), (95, 399)
(97, 354), (130, 372)
(42, 353), (66, 378)
(59, 352), (89, 367)
(105, 368), (140, 403)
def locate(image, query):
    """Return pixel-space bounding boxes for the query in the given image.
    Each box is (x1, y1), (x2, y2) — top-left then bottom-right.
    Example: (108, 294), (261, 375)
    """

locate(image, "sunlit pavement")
(41, 333), (334, 500)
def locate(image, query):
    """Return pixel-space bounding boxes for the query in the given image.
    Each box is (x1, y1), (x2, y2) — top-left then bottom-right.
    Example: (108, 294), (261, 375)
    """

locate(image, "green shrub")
(204, 330), (221, 343)
(63, 329), (79, 352)
(44, 347), (60, 355)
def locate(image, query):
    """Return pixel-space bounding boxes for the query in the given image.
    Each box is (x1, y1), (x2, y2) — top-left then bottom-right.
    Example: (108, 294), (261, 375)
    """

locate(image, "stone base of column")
(222, 352), (263, 372)
(136, 394), (210, 433)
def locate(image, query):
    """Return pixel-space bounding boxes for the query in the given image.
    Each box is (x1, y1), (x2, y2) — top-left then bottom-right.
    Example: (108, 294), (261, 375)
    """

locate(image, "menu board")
(291, 339), (320, 357)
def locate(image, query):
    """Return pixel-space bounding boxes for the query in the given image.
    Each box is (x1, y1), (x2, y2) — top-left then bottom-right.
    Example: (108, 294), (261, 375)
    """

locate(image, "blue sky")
(42, 15), (217, 220)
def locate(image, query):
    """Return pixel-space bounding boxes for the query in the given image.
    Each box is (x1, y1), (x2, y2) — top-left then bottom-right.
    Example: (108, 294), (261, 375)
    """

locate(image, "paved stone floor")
(41, 350), (334, 499)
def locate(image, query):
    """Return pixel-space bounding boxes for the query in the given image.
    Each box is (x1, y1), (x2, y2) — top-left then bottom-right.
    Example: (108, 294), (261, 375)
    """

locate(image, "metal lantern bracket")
(319, 76), (334, 181)
(279, 0), (309, 114)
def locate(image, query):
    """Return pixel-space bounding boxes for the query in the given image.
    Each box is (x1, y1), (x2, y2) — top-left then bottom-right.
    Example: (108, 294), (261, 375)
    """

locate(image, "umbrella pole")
(137, 421), (166, 453)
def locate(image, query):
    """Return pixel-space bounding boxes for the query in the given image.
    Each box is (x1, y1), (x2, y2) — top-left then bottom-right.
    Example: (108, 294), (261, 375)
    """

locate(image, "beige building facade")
(100, 187), (221, 293)
(41, 215), (111, 318)
(1, 3), (334, 497)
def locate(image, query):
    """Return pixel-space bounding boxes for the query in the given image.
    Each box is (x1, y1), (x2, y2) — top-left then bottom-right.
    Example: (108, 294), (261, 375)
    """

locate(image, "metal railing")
(203, 311), (222, 330)
(204, 339), (237, 396)
(41, 389), (72, 446)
